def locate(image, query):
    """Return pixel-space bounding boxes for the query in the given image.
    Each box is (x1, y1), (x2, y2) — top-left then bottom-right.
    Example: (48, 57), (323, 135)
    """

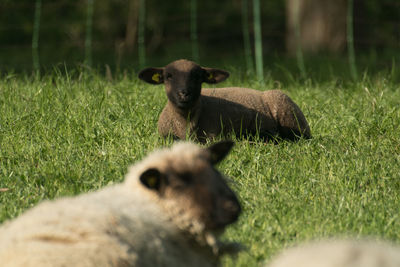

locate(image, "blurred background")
(0, 0), (399, 80)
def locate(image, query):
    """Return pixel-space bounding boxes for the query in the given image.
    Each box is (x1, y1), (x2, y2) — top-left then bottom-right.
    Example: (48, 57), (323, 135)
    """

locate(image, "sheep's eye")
(170, 172), (192, 191)
(191, 72), (202, 82)
(166, 73), (173, 80)
(179, 172), (192, 185)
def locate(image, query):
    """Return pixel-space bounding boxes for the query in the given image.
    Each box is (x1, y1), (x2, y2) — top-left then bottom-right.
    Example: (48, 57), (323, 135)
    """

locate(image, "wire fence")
(0, 0), (399, 76)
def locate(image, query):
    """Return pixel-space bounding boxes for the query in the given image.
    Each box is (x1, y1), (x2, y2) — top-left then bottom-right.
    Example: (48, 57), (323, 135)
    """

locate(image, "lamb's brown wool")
(267, 239), (400, 267)
(139, 59), (311, 142)
(0, 141), (241, 267)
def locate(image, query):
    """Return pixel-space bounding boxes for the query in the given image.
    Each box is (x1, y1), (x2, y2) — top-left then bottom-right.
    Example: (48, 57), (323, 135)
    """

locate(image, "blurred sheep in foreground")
(0, 141), (241, 267)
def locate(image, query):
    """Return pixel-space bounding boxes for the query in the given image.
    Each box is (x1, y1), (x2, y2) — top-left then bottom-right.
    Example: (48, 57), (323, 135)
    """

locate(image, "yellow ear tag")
(147, 176), (158, 188)
(207, 73), (214, 80)
(152, 73), (161, 83)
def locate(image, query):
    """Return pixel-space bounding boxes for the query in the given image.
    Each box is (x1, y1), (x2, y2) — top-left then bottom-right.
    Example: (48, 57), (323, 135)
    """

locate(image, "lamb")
(267, 239), (400, 267)
(138, 59), (311, 143)
(0, 141), (241, 267)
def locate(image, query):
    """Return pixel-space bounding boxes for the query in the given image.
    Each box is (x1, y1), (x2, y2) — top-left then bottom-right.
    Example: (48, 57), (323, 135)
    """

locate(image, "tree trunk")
(286, 0), (347, 54)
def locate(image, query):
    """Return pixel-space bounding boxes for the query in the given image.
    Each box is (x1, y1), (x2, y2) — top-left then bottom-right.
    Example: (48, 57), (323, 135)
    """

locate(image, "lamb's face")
(138, 59), (230, 111)
(139, 141), (241, 233)
(163, 60), (204, 110)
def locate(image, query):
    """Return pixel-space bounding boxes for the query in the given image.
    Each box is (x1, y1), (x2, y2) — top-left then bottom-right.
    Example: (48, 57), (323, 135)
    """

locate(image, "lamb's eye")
(191, 72), (202, 81)
(166, 73), (173, 80)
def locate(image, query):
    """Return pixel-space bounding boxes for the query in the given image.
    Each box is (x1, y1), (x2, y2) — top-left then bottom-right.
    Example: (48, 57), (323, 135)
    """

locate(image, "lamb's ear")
(139, 168), (163, 191)
(138, 68), (164, 84)
(203, 68), (230, 84)
(205, 140), (234, 165)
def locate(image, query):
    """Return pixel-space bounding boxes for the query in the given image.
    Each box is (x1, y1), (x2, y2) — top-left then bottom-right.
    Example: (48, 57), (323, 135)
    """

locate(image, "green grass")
(1, 70), (400, 266)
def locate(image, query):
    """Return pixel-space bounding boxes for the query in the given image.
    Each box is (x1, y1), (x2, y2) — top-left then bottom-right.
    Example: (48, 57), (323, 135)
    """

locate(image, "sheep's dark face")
(163, 60), (204, 110)
(163, 161), (241, 231)
(138, 59), (230, 111)
(139, 141), (241, 232)
(184, 164), (241, 230)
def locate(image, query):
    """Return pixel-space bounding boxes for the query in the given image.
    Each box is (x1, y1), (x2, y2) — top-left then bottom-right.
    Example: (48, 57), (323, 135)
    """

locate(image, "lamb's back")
(199, 87), (278, 139)
(202, 87), (266, 109)
(201, 87), (310, 140)
(262, 90), (311, 139)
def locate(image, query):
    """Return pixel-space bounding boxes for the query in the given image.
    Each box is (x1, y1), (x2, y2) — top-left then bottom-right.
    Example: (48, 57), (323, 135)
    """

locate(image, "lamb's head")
(138, 59), (230, 110)
(127, 141), (241, 252)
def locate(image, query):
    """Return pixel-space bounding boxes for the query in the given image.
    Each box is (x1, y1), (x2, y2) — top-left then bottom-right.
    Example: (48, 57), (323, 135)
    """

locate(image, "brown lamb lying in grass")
(0, 141), (241, 267)
(138, 59), (311, 143)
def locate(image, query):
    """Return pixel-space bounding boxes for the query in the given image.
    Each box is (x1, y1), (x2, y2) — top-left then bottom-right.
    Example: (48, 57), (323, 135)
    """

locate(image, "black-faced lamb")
(0, 141), (241, 267)
(138, 59), (311, 142)
(267, 239), (400, 267)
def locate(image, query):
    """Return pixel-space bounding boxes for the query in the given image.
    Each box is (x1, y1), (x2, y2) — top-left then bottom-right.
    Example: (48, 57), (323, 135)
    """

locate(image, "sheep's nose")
(222, 198), (241, 223)
(178, 90), (190, 98)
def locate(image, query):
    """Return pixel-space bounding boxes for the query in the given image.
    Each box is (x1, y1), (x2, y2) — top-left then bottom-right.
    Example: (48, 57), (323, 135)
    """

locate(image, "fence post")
(241, 0), (254, 72)
(138, 0), (146, 68)
(292, 0), (306, 80)
(85, 0), (94, 67)
(32, 0), (42, 73)
(190, 0), (199, 62)
(252, 0), (264, 82)
(347, 0), (358, 81)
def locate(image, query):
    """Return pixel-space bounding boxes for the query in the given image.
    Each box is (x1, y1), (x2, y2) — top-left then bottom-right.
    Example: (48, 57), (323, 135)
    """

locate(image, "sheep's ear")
(138, 68), (164, 84)
(139, 168), (162, 191)
(203, 68), (230, 84)
(205, 140), (234, 164)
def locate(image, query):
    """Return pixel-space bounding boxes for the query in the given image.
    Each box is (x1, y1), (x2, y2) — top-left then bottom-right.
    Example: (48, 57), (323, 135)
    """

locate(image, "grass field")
(1, 69), (400, 266)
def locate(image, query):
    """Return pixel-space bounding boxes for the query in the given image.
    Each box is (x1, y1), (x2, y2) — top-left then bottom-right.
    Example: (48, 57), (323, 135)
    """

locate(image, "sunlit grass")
(1, 70), (399, 266)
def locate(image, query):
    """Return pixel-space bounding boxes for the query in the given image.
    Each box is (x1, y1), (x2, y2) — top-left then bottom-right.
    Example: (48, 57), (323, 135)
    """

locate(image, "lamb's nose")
(178, 90), (190, 98)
